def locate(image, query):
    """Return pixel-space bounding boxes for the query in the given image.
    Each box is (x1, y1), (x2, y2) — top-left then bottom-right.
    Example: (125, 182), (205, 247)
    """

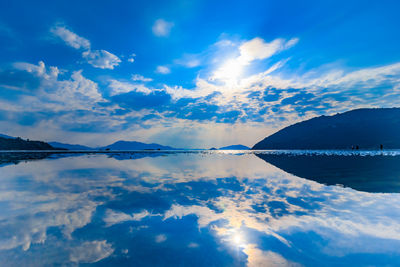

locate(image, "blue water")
(0, 151), (400, 266)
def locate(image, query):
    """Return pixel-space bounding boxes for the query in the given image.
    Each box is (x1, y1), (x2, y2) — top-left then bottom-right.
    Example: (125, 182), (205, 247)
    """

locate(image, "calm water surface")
(0, 151), (400, 266)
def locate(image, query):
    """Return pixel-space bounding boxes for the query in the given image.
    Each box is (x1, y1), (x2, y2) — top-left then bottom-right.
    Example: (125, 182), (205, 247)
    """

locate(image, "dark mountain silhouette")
(49, 142), (93, 150)
(256, 153), (400, 193)
(0, 134), (15, 139)
(219, 144), (250, 150)
(253, 108), (400, 150)
(0, 136), (61, 150)
(99, 141), (177, 150)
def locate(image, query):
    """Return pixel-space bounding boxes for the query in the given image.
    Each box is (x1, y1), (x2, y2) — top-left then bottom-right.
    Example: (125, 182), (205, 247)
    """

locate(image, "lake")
(0, 150), (400, 266)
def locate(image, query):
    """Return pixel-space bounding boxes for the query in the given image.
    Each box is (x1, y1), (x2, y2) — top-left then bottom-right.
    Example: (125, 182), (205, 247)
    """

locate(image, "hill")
(49, 142), (93, 150)
(99, 141), (177, 150)
(0, 136), (60, 150)
(0, 134), (15, 139)
(252, 108), (400, 150)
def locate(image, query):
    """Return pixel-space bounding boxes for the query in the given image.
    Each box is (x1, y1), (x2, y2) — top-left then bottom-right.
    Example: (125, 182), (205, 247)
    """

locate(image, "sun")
(233, 234), (242, 245)
(212, 59), (244, 85)
(231, 231), (247, 248)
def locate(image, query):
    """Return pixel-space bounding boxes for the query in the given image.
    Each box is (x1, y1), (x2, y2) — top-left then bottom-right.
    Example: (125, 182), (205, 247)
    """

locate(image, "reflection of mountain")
(0, 152), (65, 167)
(106, 152), (168, 160)
(256, 153), (400, 193)
(253, 108), (400, 149)
(0, 151), (170, 167)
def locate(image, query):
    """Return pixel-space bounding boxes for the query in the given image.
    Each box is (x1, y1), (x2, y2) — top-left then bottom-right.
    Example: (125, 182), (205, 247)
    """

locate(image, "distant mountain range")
(253, 108), (400, 150)
(0, 135), (179, 151)
(48, 142), (93, 150)
(98, 140), (178, 150)
(0, 136), (249, 151)
(219, 145), (250, 150)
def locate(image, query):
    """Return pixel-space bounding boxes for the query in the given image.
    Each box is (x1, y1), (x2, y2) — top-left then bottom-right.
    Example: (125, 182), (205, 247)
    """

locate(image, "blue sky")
(0, 0), (399, 148)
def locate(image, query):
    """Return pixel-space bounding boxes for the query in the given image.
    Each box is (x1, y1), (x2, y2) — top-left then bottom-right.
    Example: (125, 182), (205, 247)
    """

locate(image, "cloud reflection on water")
(0, 152), (399, 266)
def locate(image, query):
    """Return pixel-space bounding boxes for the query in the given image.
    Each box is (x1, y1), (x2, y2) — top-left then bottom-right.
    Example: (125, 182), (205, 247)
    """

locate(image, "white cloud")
(152, 19), (174, 37)
(82, 50), (121, 69)
(164, 204), (220, 228)
(108, 79), (152, 96)
(51, 25), (121, 69)
(66, 70), (104, 101)
(243, 61), (400, 96)
(164, 80), (216, 100)
(243, 245), (301, 267)
(14, 61), (60, 80)
(51, 26), (91, 50)
(70, 240), (114, 263)
(104, 209), (156, 226)
(156, 65), (171, 74)
(13, 61), (104, 109)
(238, 37), (298, 64)
(131, 74), (153, 82)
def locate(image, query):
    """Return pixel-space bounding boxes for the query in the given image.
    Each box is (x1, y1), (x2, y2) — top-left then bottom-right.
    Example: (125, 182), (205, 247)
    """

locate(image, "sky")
(0, 0), (399, 148)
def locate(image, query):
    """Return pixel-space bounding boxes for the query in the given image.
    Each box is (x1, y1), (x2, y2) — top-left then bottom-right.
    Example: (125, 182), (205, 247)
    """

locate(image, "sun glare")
(213, 59), (244, 85)
(231, 232), (246, 248)
(234, 234), (242, 245)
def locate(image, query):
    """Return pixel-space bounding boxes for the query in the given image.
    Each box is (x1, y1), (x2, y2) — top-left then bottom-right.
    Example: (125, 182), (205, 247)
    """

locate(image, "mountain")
(49, 142), (93, 150)
(0, 134), (15, 139)
(99, 141), (177, 150)
(252, 108), (400, 150)
(219, 144), (250, 150)
(0, 136), (60, 150)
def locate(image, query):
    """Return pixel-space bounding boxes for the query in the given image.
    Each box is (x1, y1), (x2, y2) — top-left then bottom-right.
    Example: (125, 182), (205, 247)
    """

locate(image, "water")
(0, 151), (400, 266)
